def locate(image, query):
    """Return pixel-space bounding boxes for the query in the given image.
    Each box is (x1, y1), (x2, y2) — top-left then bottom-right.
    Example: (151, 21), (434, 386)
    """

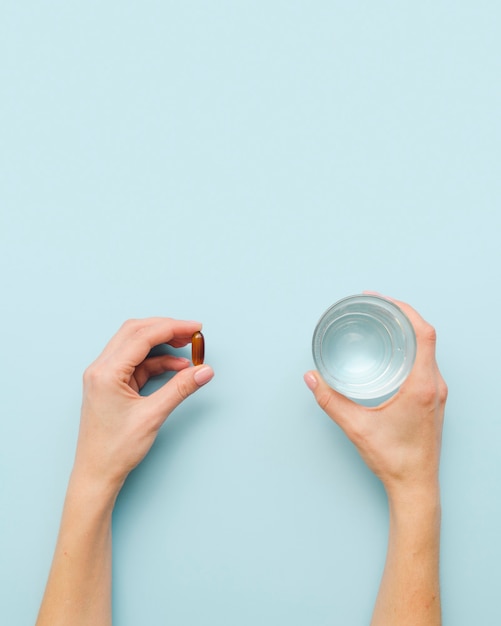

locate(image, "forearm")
(36, 470), (119, 626)
(371, 484), (441, 626)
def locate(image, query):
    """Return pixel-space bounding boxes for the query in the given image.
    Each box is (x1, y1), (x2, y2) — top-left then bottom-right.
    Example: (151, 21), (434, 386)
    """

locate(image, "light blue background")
(1, 2), (500, 624)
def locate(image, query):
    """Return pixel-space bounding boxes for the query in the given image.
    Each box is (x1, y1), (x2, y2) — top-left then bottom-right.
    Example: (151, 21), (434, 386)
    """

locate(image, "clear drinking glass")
(312, 294), (416, 405)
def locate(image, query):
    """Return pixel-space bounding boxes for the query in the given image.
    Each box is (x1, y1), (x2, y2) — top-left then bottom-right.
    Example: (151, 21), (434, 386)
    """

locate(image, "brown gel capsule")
(191, 331), (205, 366)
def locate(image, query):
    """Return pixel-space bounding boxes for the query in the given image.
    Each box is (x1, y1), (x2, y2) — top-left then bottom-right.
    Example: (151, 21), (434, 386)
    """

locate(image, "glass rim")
(312, 294), (417, 401)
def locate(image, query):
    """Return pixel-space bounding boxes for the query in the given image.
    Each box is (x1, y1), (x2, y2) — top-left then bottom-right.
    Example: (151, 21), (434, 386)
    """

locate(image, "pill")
(191, 331), (205, 366)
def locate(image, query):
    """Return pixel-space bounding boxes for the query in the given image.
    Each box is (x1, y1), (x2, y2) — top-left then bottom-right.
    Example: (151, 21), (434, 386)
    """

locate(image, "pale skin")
(36, 298), (446, 626)
(36, 318), (215, 626)
(305, 295), (447, 625)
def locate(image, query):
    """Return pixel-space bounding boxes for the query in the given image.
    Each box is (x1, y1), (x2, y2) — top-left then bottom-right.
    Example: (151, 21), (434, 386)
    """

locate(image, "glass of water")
(312, 294), (416, 405)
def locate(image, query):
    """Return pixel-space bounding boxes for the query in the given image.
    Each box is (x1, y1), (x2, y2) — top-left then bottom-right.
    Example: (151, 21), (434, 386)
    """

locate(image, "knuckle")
(439, 379), (449, 404)
(82, 367), (91, 386)
(120, 318), (141, 332)
(133, 325), (149, 339)
(422, 323), (437, 344)
(175, 377), (193, 402)
(82, 362), (112, 388)
(413, 371), (448, 407)
(417, 380), (438, 406)
(82, 363), (98, 385)
(316, 389), (333, 413)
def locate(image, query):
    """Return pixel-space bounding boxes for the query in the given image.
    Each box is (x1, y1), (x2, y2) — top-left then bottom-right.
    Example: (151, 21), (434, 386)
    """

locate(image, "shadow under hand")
(114, 359), (217, 517)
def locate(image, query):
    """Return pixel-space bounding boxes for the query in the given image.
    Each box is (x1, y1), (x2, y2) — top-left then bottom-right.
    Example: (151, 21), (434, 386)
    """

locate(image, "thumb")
(146, 364), (214, 428)
(304, 370), (363, 434)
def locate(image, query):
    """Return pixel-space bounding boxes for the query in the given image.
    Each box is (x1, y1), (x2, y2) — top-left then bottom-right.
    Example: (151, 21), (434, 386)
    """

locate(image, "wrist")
(385, 476), (440, 507)
(66, 466), (123, 515)
(386, 481), (441, 532)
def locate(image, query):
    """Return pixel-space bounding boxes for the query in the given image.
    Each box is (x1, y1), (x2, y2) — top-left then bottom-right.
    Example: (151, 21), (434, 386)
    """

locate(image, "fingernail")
(304, 372), (318, 390)
(194, 365), (214, 386)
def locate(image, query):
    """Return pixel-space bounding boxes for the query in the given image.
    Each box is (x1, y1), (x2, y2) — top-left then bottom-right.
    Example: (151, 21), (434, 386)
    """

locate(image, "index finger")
(97, 318), (202, 366)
